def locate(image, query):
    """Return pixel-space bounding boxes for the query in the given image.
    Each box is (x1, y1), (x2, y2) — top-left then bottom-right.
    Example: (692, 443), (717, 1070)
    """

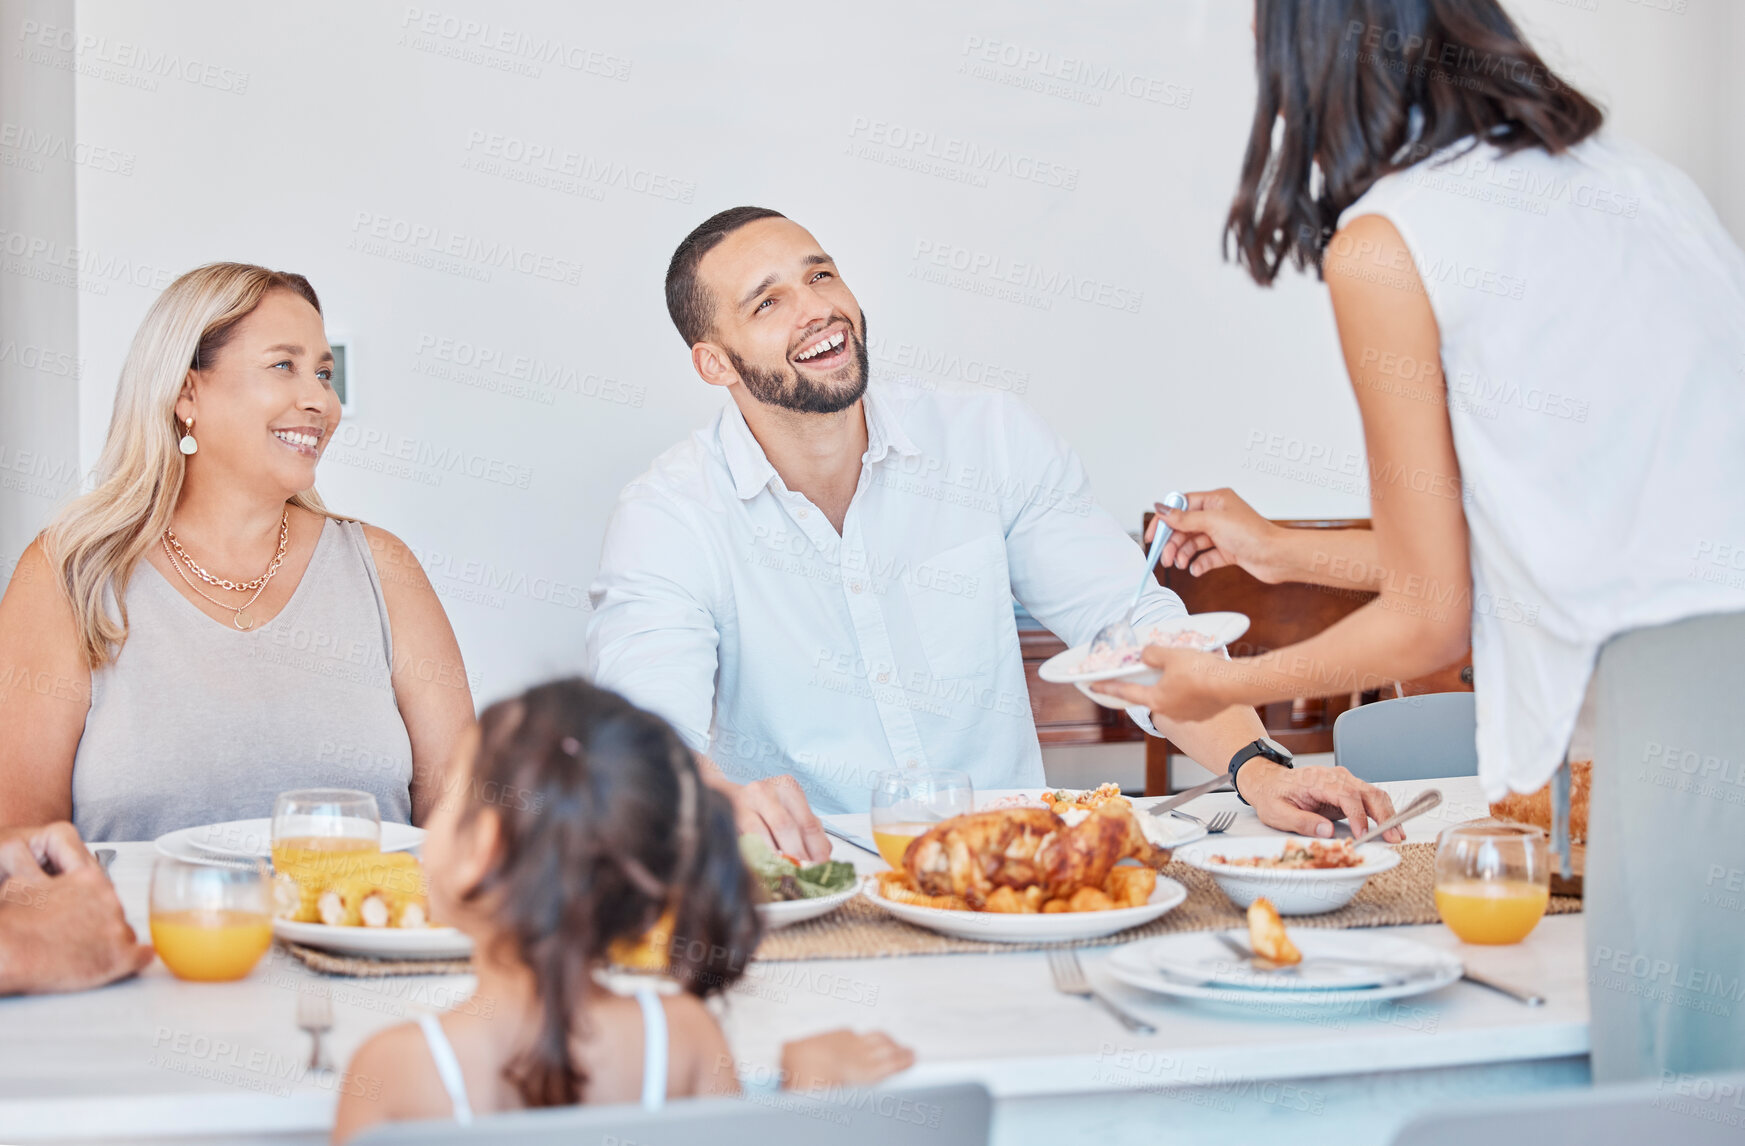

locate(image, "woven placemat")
(754, 842), (1582, 962)
(280, 940), (472, 977)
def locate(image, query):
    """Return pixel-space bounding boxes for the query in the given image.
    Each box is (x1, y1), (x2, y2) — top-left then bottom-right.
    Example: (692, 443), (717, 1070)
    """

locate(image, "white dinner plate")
(863, 875), (1187, 943)
(156, 820), (426, 865)
(1037, 612), (1250, 711)
(272, 918), (474, 960)
(1173, 836), (1401, 915)
(1107, 930), (1461, 1006)
(757, 882), (862, 930)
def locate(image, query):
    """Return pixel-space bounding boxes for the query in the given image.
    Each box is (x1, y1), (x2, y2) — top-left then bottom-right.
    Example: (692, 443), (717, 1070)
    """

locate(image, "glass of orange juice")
(149, 858), (272, 981)
(1434, 823), (1550, 944)
(870, 769), (974, 870)
(271, 788), (382, 874)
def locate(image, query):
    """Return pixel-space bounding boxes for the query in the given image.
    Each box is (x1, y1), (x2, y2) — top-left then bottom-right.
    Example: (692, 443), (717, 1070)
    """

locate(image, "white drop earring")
(178, 417), (198, 456)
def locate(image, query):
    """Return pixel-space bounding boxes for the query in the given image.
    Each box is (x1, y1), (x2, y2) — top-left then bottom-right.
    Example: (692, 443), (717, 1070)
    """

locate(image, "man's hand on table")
(1235, 761), (1405, 843)
(0, 821), (153, 995)
(734, 775), (832, 863)
(696, 758), (832, 864)
(0, 820), (98, 878)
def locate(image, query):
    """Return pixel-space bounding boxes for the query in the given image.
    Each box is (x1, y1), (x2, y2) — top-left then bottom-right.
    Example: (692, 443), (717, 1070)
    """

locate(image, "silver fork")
(1046, 948), (1155, 1034)
(296, 990), (333, 1072)
(1171, 809), (1237, 834)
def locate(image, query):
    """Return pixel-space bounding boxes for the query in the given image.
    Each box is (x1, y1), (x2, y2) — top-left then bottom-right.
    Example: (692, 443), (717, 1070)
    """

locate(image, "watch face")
(1258, 737), (1293, 762)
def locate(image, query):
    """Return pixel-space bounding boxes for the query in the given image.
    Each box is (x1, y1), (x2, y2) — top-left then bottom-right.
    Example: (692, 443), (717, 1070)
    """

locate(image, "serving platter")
(863, 875), (1187, 943)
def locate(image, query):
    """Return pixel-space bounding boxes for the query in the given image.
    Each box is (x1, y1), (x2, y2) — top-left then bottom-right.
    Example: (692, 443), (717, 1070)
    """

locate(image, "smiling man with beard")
(586, 206), (1402, 862)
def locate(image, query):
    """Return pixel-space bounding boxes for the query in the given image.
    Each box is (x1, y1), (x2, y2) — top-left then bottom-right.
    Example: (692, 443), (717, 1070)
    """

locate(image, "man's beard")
(728, 313), (869, 415)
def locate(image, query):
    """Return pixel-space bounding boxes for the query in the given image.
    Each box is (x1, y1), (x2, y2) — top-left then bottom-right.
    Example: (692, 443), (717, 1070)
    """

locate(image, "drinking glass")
(869, 769), (975, 870)
(149, 857), (272, 981)
(271, 788), (382, 872)
(271, 789), (382, 919)
(1434, 823), (1550, 944)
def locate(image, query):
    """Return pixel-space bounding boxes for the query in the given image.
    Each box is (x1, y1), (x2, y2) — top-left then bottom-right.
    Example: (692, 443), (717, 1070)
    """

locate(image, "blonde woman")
(0, 264), (474, 840)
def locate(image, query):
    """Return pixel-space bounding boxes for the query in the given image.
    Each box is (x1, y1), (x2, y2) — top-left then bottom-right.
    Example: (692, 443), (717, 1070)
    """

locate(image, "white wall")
(0, 0), (79, 581)
(2, 0), (1738, 703)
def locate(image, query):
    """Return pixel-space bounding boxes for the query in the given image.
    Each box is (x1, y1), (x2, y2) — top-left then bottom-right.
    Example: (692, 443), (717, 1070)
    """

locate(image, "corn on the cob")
(276, 850), (430, 928)
(314, 852), (430, 928)
(274, 849), (378, 922)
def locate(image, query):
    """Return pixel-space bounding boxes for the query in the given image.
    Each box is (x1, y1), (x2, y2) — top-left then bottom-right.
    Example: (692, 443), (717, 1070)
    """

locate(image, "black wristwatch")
(1228, 737), (1293, 805)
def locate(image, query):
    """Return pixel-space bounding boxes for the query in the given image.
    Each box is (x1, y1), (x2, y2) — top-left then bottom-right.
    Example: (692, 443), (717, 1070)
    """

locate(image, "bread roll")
(1489, 759), (1591, 843)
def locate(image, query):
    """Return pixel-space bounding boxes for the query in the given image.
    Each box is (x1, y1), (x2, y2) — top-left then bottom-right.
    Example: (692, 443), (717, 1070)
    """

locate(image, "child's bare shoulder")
(661, 992), (736, 1095)
(346, 1020), (450, 1112)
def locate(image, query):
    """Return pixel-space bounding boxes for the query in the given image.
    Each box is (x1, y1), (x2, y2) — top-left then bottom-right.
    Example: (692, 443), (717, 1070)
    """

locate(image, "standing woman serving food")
(1097, 0), (1745, 1081)
(0, 263), (475, 839)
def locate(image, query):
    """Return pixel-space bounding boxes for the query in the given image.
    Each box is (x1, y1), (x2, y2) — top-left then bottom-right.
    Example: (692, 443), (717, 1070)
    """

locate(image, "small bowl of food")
(1037, 612), (1250, 711)
(1173, 835), (1401, 915)
(739, 835), (861, 930)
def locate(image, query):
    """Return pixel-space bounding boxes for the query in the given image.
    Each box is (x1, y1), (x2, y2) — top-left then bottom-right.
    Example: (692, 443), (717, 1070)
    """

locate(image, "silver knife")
(1462, 967), (1545, 1006)
(821, 823), (882, 857)
(1145, 772), (1234, 817)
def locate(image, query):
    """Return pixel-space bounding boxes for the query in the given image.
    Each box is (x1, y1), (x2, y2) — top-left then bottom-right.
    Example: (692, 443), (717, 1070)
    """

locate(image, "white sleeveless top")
(71, 518), (414, 839)
(1339, 131), (1745, 798)
(416, 983), (670, 1120)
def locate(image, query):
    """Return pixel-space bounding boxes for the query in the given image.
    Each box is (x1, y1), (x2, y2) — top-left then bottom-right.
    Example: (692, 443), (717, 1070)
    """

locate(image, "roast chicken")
(902, 803), (1167, 909)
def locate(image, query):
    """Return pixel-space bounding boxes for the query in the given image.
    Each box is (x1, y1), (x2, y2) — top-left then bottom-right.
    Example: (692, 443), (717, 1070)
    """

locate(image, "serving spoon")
(1087, 490), (1190, 662)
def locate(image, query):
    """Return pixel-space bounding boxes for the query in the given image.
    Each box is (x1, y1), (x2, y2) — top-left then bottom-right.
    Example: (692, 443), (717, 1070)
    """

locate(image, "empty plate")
(156, 820), (425, 866)
(1107, 930), (1462, 1005)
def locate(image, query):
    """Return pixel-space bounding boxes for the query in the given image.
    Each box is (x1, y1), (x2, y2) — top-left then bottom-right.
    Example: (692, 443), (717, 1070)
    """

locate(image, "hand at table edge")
(0, 862), (153, 996)
(779, 1028), (916, 1092)
(1236, 760), (1405, 843)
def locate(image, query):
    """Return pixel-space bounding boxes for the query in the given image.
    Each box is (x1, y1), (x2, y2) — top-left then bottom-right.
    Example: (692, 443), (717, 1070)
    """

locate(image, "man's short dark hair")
(665, 206), (787, 347)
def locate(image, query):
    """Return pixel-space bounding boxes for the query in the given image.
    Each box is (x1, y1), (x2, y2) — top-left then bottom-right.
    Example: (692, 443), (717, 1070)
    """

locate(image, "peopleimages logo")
(348, 212), (583, 287)
(958, 36), (1193, 110)
(846, 117), (1079, 190)
(330, 423), (534, 489)
(398, 7), (631, 80)
(461, 130), (694, 203)
(0, 122), (134, 174)
(910, 239), (1143, 314)
(414, 333), (645, 407)
(15, 20), (251, 94)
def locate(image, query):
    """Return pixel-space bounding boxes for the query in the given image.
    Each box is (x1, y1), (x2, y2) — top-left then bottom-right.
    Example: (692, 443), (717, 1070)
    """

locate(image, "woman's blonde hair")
(42, 262), (335, 668)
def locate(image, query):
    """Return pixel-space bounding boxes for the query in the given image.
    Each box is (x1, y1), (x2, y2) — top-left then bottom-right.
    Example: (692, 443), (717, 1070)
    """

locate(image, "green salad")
(739, 835), (857, 902)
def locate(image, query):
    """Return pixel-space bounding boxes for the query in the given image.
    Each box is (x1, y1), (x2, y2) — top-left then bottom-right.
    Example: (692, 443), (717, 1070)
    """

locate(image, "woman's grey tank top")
(72, 518), (415, 841)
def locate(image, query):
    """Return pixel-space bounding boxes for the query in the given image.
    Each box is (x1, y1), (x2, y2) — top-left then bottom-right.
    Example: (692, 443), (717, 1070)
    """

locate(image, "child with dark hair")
(333, 678), (910, 1142)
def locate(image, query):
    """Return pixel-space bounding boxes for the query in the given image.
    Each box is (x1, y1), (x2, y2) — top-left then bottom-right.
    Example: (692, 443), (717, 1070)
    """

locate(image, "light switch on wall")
(327, 335), (353, 414)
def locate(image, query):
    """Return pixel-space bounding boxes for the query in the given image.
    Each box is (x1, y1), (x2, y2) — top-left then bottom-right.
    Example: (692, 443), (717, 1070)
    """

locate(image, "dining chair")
(1332, 691), (1479, 782)
(352, 1082), (993, 1145)
(1389, 1071), (1745, 1145)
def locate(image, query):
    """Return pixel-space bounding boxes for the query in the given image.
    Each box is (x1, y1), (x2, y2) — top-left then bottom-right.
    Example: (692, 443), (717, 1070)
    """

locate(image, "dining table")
(0, 776), (1591, 1145)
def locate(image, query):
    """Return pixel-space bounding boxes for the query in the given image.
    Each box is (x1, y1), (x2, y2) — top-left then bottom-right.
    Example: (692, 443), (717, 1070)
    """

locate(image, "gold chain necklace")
(164, 511), (287, 591)
(160, 509), (289, 631)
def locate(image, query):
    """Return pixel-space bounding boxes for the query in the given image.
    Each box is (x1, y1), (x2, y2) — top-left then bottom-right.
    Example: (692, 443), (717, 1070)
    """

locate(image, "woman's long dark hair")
(458, 678), (762, 1107)
(1227, 0), (1605, 285)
